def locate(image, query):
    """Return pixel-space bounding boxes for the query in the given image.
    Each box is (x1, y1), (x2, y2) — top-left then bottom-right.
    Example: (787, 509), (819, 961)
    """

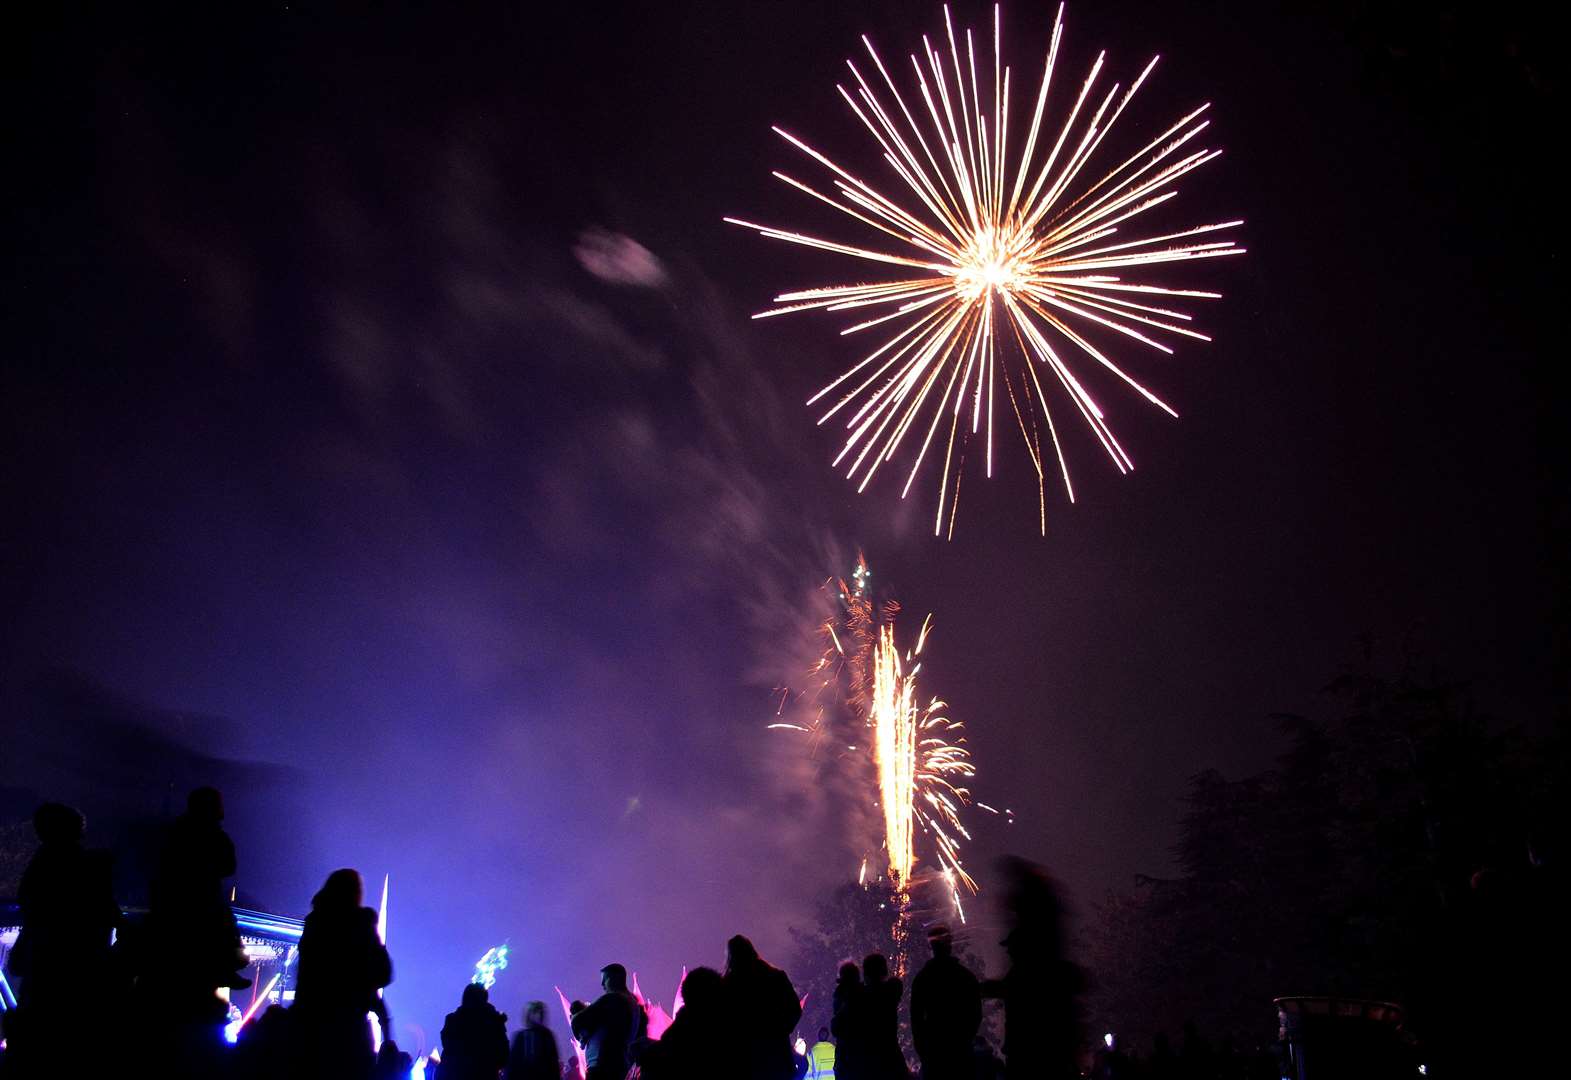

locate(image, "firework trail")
(729, 4), (1243, 535)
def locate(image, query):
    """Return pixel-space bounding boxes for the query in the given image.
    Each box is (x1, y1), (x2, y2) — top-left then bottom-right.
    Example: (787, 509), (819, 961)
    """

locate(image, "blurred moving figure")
(507, 1000), (562, 1080)
(982, 857), (1082, 1080)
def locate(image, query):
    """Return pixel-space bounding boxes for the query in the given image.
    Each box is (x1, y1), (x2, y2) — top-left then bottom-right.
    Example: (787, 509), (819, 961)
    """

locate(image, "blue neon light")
(232, 906), (304, 942)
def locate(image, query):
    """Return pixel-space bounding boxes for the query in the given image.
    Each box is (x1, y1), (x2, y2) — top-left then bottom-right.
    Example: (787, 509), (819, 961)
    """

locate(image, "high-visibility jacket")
(809, 1040), (836, 1080)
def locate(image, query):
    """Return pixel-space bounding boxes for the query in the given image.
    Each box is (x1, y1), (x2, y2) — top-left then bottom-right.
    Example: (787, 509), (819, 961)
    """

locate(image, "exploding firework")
(728, 4), (1243, 534)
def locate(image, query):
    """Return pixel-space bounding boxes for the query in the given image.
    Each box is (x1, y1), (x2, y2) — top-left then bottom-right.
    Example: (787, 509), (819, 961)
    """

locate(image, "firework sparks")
(778, 556), (983, 917)
(871, 615), (976, 902)
(728, 4), (1243, 534)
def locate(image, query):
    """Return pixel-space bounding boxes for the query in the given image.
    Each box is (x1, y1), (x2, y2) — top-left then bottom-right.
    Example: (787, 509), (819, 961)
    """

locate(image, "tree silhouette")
(1082, 661), (1568, 1063)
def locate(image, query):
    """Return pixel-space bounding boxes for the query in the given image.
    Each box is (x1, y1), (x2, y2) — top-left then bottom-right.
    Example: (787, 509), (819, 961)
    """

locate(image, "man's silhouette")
(149, 786), (249, 993)
(722, 934), (802, 1080)
(910, 924), (981, 1080)
(571, 962), (644, 1080)
(440, 983), (509, 1080)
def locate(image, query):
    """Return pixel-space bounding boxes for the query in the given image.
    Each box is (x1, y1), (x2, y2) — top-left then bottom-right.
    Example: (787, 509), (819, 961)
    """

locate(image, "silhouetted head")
(569, 1000), (587, 1016)
(525, 1001), (547, 1026)
(33, 802), (85, 846)
(463, 984), (489, 1008)
(836, 961), (860, 985)
(818, 1027), (830, 1042)
(725, 934), (759, 975)
(679, 966), (724, 1012)
(927, 923), (953, 957)
(997, 855), (1066, 962)
(862, 953), (888, 982)
(311, 868), (364, 910)
(187, 786), (225, 822)
(600, 963), (628, 992)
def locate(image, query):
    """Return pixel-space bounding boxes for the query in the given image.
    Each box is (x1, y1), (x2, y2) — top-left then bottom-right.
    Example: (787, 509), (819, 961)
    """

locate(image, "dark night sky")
(3, 0), (1561, 1044)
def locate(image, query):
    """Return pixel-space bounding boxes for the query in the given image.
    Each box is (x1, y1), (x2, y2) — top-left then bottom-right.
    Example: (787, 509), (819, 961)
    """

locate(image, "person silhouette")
(373, 1038), (416, 1080)
(150, 787), (249, 994)
(507, 1000), (562, 1080)
(570, 963), (644, 1080)
(140, 788), (248, 1073)
(637, 966), (728, 1080)
(981, 857), (1082, 1080)
(291, 868), (393, 1080)
(234, 1004), (295, 1080)
(440, 983), (509, 1080)
(910, 924), (981, 1080)
(6, 803), (121, 1076)
(722, 935), (802, 1080)
(830, 961), (865, 1080)
(859, 954), (907, 1080)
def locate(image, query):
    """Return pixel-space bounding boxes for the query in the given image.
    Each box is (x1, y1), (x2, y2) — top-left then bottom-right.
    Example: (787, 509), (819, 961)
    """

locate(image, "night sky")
(3, 0), (1560, 1045)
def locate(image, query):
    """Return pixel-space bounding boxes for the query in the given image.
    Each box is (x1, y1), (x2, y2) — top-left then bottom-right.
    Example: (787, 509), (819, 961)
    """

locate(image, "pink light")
(555, 986), (589, 1080)
(234, 973), (281, 1034)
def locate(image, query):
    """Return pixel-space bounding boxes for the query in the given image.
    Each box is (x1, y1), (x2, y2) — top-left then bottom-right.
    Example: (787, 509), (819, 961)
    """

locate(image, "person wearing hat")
(910, 924), (981, 1080)
(571, 962), (645, 1080)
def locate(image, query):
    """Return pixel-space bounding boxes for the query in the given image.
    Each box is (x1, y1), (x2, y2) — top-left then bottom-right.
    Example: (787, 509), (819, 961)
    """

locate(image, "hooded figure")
(441, 983), (509, 1080)
(722, 935), (802, 1080)
(292, 868), (394, 1080)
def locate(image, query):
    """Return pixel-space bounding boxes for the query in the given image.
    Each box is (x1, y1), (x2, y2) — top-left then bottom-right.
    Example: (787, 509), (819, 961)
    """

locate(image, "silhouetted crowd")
(1, 793), (1128, 1080)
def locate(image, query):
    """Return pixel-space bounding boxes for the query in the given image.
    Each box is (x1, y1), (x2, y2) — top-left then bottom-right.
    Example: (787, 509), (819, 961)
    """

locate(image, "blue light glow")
(471, 943), (510, 990)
